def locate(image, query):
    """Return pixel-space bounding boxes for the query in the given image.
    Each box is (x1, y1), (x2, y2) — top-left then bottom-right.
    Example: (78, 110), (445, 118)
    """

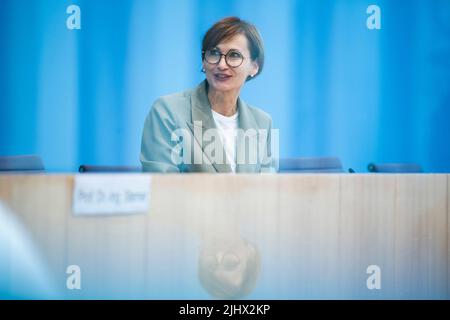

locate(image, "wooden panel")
(144, 175), (203, 299)
(339, 174), (396, 299)
(0, 175), (68, 296)
(0, 175), (12, 199)
(145, 174), (281, 299)
(233, 175), (283, 299)
(65, 176), (148, 299)
(1, 174), (449, 299)
(276, 174), (341, 299)
(394, 174), (447, 299)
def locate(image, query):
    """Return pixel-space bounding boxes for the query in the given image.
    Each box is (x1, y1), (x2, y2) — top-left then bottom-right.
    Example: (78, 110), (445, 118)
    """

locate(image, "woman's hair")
(202, 17), (265, 81)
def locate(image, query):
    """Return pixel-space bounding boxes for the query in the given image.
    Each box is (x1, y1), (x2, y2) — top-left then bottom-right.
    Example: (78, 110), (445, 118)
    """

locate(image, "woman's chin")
(209, 80), (237, 92)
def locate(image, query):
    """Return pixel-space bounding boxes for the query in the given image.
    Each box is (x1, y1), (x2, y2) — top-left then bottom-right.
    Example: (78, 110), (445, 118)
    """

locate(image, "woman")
(140, 17), (275, 173)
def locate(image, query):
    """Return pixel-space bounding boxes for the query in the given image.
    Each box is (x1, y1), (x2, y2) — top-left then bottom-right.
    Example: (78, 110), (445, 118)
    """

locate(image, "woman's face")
(203, 33), (259, 93)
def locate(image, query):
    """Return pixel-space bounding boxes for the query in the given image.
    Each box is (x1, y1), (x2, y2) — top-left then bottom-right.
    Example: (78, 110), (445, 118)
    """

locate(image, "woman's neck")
(207, 86), (240, 117)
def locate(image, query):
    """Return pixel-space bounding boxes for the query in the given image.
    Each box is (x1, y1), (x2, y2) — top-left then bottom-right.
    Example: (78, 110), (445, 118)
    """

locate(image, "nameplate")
(72, 175), (151, 216)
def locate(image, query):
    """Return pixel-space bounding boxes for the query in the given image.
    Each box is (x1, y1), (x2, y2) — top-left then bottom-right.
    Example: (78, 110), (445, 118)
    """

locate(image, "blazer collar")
(190, 80), (217, 130)
(189, 80), (260, 173)
(191, 79), (259, 130)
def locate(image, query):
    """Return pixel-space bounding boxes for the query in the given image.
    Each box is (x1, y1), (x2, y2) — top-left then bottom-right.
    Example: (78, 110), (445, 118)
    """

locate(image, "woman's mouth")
(214, 73), (232, 81)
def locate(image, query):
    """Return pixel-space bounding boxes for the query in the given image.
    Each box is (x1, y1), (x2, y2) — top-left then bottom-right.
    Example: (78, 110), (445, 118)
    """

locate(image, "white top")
(211, 109), (239, 172)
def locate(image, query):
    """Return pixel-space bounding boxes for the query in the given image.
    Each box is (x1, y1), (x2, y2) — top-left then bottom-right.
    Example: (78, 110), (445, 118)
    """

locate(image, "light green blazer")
(140, 80), (275, 173)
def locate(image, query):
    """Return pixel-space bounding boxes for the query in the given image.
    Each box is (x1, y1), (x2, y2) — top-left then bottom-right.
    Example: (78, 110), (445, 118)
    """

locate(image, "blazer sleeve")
(140, 98), (181, 173)
(260, 118), (278, 173)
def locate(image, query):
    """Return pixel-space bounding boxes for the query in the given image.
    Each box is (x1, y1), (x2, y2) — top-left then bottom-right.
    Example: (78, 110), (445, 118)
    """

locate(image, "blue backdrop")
(1, 0), (449, 172)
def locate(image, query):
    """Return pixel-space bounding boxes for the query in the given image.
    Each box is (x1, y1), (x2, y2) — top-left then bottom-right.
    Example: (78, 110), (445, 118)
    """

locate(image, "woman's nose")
(217, 56), (229, 70)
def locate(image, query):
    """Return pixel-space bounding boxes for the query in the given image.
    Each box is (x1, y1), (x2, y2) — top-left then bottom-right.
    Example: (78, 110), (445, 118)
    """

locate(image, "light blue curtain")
(1, 0), (449, 172)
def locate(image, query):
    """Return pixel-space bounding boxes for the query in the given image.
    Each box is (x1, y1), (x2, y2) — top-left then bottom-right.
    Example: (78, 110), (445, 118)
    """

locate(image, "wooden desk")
(0, 174), (448, 299)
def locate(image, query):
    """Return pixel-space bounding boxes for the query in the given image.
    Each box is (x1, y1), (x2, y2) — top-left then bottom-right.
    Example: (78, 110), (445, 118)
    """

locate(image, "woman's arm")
(140, 99), (181, 173)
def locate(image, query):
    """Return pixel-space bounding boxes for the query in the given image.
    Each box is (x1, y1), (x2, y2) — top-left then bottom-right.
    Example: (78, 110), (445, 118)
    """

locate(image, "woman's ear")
(202, 61), (207, 73)
(250, 61), (259, 77)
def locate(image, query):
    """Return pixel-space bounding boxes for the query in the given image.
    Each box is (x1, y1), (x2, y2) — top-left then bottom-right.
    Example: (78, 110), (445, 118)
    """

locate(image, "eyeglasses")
(202, 49), (245, 68)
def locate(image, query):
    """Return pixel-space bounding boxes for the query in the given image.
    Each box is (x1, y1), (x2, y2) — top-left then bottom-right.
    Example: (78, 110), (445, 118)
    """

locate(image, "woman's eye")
(229, 52), (241, 58)
(209, 50), (221, 56)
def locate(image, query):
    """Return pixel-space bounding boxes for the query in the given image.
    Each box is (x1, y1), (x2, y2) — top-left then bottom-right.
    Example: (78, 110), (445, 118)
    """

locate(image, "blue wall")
(1, 0), (449, 172)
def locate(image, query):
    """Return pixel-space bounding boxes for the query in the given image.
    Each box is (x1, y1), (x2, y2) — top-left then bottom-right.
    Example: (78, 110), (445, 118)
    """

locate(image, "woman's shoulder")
(152, 87), (192, 110)
(148, 86), (196, 120)
(244, 102), (272, 128)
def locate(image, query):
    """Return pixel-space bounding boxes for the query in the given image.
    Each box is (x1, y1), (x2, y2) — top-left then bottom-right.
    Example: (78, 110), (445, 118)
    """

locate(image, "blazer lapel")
(236, 97), (260, 173)
(188, 80), (232, 173)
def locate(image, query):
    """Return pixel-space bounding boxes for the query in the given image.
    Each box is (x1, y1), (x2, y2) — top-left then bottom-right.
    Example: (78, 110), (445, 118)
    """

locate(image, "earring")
(201, 68), (206, 73)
